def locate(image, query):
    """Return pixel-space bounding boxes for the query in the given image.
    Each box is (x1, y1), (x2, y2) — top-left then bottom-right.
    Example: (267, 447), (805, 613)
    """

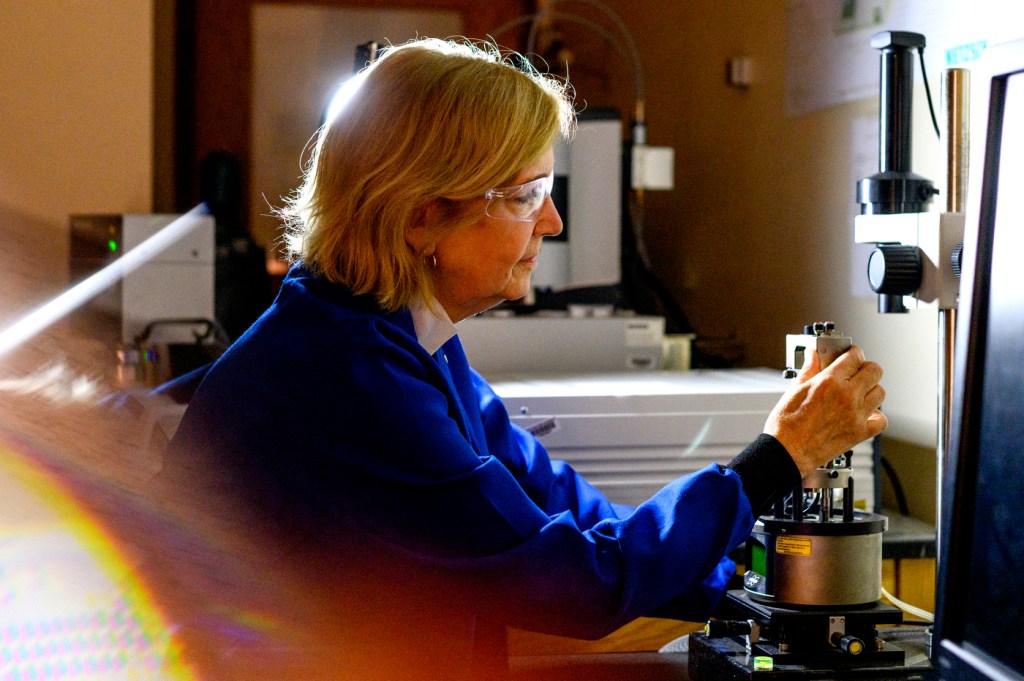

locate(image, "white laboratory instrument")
(458, 313), (665, 374)
(488, 367), (876, 511)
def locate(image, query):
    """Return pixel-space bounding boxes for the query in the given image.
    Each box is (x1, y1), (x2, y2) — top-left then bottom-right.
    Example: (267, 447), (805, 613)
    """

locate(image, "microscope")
(853, 31), (964, 317)
(688, 30), (963, 679)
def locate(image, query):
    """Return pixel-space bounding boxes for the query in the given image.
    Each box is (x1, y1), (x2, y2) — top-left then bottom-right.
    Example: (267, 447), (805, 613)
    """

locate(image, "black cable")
(802, 490), (822, 516)
(880, 454), (911, 516)
(621, 151), (695, 335)
(918, 47), (941, 139)
(628, 258), (695, 334)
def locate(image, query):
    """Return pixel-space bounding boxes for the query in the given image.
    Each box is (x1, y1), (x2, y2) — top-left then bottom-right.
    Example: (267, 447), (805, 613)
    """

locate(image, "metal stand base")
(688, 591), (933, 680)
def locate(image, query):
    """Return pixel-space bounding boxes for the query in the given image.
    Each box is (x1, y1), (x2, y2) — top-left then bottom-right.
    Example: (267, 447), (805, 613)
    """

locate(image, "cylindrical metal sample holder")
(745, 513), (887, 607)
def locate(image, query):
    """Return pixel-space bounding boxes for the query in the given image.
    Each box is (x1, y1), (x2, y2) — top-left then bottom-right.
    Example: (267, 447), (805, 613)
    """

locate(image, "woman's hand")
(765, 345), (888, 478)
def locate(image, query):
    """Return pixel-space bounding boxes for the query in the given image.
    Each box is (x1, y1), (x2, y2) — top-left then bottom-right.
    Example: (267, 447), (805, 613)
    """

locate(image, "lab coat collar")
(286, 264), (456, 354)
(410, 299), (457, 355)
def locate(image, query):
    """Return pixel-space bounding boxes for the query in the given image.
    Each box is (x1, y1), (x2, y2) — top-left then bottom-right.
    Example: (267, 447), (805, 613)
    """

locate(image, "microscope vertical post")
(935, 68), (969, 562)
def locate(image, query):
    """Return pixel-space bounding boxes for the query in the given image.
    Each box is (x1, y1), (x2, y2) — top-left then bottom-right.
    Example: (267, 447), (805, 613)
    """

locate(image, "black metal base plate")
(727, 590), (905, 626)
(724, 590), (908, 662)
(688, 628), (933, 680)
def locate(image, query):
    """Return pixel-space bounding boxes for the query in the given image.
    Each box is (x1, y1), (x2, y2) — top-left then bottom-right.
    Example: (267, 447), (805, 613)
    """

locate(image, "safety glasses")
(483, 172), (554, 222)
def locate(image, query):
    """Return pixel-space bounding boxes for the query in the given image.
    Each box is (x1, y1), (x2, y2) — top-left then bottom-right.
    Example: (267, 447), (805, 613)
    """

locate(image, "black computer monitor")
(932, 51), (1024, 681)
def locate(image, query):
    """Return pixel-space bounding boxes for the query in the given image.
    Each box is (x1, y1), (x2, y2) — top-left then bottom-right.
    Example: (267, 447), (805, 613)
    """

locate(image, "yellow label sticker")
(775, 536), (812, 556)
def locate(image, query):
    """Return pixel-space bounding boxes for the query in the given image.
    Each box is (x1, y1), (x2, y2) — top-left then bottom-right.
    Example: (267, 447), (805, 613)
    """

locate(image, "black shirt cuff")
(726, 433), (801, 517)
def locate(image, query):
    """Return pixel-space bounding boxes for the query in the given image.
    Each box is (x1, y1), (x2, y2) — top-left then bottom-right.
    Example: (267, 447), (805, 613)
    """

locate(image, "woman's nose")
(535, 196), (563, 237)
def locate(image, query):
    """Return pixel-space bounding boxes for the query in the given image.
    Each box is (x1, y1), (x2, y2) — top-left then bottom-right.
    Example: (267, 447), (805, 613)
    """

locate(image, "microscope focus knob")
(867, 245), (923, 295)
(952, 240), (965, 280)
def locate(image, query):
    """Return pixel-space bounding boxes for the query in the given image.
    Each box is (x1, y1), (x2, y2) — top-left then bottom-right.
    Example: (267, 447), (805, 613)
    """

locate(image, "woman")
(164, 38), (886, 680)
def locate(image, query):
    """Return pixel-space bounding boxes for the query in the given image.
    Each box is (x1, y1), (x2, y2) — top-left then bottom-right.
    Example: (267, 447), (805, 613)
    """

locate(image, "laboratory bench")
(880, 513), (936, 560)
(510, 624), (933, 681)
(509, 628), (933, 680)
(508, 514), (936, 680)
(510, 651), (689, 680)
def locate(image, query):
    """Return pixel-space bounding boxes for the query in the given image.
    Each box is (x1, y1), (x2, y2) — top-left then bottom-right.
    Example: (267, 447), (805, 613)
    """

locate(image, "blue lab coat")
(164, 264), (797, 680)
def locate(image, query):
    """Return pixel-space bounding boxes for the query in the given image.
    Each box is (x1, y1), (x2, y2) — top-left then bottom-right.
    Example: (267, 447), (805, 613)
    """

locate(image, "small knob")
(831, 633), (865, 655)
(951, 240), (965, 280)
(783, 367), (798, 379)
(867, 245), (923, 295)
(704, 619), (753, 638)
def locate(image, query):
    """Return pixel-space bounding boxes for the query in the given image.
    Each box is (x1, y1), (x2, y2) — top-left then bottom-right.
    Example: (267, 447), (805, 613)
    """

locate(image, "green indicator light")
(751, 542), (767, 578)
(108, 239), (117, 252)
(753, 656), (773, 671)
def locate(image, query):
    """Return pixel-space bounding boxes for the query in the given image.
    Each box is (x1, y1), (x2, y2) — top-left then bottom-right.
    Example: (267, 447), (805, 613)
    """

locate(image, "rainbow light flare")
(0, 431), (196, 681)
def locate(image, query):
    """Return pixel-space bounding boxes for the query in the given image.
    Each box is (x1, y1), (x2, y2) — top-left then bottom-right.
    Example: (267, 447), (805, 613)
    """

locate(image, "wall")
(0, 2), (153, 375)
(0, 2), (153, 322)
(248, 5), (463, 248)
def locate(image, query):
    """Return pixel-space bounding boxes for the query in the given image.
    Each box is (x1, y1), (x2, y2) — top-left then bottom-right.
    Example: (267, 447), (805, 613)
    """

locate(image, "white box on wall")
(631, 145), (675, 190)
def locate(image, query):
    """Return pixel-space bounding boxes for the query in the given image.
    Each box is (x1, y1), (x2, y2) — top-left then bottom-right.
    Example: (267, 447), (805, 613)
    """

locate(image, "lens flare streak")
(0, 205), (209, 361)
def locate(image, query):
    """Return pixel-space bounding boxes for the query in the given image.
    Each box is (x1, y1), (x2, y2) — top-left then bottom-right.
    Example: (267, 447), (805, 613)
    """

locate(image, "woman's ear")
(404, 201), (438, 255)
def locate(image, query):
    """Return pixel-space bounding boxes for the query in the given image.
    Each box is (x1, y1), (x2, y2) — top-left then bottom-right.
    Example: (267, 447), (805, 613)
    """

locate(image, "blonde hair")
(281, 37), (576, 311)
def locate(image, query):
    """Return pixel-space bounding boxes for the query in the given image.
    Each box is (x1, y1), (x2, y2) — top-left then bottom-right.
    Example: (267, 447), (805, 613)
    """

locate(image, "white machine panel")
(458, 314), (664, 374)
(536, 114), (622, 291)
(121, 214), (215, 344)
(488, 368), (877, 510)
